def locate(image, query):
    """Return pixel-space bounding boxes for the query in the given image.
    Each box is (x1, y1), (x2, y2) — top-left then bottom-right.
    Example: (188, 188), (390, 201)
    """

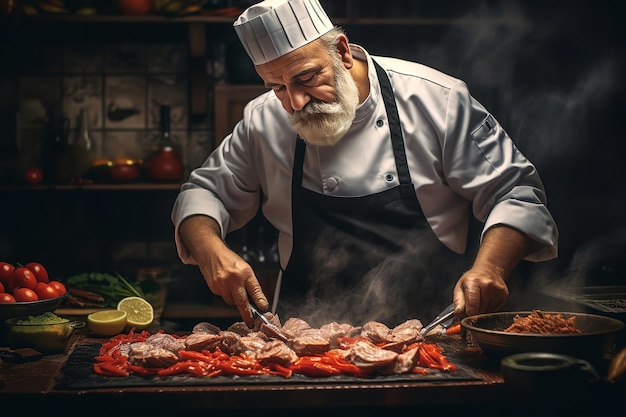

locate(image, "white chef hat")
(233, 0), (334, 65)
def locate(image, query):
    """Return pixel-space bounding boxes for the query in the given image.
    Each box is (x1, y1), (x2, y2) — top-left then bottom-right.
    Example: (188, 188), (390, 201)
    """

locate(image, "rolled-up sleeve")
(171, 105), (264, 264)
(444, 84), (558, 261)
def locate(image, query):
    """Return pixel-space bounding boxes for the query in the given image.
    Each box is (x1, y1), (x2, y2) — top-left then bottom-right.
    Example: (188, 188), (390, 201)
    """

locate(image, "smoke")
(279, 228), (466, 328)
(411, 1), (626, 293)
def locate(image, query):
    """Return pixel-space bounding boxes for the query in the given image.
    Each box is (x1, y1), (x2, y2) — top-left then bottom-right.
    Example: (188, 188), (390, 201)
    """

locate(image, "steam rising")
(412, 1), (625, 296)
(279, 230), (466, 328)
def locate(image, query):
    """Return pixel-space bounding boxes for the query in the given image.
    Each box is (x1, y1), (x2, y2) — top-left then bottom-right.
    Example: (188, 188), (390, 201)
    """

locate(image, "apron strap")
(373, 60), (413, 188)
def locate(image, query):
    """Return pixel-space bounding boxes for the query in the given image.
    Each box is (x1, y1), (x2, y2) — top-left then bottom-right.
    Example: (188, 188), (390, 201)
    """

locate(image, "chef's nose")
(286, 86), (310, 112)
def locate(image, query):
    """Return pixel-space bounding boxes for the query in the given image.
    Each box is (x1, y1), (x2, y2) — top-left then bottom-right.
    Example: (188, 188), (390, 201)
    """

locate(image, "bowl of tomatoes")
(0, 261), (68, 322)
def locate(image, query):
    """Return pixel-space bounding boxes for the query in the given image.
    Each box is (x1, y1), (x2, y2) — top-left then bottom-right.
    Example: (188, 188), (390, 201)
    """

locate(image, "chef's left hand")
(452, 225), (533, 317)
(452, 267), (509, 318)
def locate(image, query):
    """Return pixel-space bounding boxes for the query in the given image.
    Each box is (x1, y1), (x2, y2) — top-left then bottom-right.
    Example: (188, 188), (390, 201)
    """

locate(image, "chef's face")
(256, 34), (359, 146)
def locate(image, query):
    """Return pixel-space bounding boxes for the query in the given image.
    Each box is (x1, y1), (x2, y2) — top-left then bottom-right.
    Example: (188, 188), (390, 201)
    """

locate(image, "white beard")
(290, 57), (360, 147)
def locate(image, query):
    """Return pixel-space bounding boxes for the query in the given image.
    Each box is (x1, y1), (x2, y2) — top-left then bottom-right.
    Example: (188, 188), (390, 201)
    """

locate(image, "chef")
(171, 0), (558, 328)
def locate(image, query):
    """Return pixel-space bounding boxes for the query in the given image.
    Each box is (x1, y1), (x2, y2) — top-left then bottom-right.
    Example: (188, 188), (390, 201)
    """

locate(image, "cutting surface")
(55, 342), (484, 389)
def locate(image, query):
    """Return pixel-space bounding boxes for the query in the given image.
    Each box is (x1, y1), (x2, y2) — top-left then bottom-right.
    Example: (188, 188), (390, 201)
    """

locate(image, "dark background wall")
(343, 1), (626, 295)
(0, 1), (625, 309)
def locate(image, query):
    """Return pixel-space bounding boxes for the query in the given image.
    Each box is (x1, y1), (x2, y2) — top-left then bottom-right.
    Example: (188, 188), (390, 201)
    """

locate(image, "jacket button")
(327, 177), (338, 191)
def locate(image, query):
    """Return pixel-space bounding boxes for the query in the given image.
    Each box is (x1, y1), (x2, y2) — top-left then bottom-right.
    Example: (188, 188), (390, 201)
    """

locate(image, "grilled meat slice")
(319, 322), (361, 348)
(345, 340), (398, 371)
(282, 317), (312, 339)
(290, 328), (331, 356)
(387, 345), (420, 374)
(192, 321), (222, 335)
(227, 321), (253, 336)
(234, 335), (267, 357)
(390, 319), (423, 342)
(184, 332), (224, 352)
(380, 319), (424, 352)
(256, 340), (298, 367)
(145, 333), (187, 353)
(360, 321), (392, 344)
(128, 342), (180, 368)
(218, 330), (241, 355)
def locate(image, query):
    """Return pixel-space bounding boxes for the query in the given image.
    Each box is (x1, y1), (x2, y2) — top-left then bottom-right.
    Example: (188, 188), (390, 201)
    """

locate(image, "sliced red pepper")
(417, 344), (439, 369)
(127, 364), (160, 377)
(202, 348), (229, 361)
(267, 363), (293, 379)
(96, 361), (130, 377)
(421, 343), (456, 372)
(94, 355), (116, 362)
(322, 352), (369, 377)
(178, 350), (217, 363)
(404, 342), (421, 352)
(410, 366), (430, 375)
(219, 355), (266, 376)
(446, 323), (462, 335)
(291, 357), (342, 377)
(157, 360), (211, 377)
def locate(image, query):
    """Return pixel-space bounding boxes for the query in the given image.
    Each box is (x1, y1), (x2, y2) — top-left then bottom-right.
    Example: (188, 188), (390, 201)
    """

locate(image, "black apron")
(278, 61), (463, 327)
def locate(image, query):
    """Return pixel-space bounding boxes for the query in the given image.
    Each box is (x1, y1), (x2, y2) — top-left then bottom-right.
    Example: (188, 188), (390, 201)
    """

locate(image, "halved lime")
(116, 296), (154, 330)
(87, 309), (127, 336)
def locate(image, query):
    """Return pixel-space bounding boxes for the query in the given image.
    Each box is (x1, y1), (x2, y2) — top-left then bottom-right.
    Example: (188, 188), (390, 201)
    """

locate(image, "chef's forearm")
(474, 225), (533, 280)
(179, 215), (225, 265)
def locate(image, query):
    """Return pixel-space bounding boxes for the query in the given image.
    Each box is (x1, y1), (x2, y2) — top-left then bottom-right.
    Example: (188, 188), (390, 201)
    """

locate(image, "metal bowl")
(0, 293), (68, 322)
(461, 311), (625, 362)
(4, 313), (84, 354)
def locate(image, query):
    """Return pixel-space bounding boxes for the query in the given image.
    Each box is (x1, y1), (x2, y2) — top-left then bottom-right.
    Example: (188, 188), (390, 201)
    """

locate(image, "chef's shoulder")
(226, 87), (296, 160)
(373, 55), (469, 93)
(242, 89), (288, 121)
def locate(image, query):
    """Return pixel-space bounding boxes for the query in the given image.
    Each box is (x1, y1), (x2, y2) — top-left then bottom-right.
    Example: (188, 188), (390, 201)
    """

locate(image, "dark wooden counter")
(1, 330), (624, 417)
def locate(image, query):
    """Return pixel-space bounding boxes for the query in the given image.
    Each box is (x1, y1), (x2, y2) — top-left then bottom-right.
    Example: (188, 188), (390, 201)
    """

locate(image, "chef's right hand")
(179, 215), (269, 327)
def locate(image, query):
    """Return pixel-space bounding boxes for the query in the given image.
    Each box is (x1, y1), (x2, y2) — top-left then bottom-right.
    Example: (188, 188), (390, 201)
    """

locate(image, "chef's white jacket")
(172, 45), (559, 270)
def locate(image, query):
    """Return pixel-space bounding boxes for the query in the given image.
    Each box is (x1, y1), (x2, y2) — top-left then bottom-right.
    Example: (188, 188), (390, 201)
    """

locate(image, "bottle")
(146, 105), (184, 183)
(73, 107), (95, 182)
(42, 113), (72, 184)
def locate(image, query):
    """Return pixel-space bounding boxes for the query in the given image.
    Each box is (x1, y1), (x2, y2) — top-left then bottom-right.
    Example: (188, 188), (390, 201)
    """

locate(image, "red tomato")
(13, 287), (39, 302)
(48, 280), (67, 296)
(115, 0), (153, 15)
(9, 267), (38, 291)
(35, 282), (60, 300)
(0, 281), (4, 293)
(24, 166), (44, 185)
(25, 262), (49, 283)
(0, 262), (15, 286)
(0, 292), (16, 303)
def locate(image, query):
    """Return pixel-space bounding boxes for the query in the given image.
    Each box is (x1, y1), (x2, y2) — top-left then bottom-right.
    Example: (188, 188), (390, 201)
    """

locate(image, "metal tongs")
(250, 303), (290, 342)
(420, 303), (456, 336)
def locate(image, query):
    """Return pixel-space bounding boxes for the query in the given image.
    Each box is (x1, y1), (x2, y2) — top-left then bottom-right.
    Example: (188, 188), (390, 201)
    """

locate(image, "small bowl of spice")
(4, 312), (85, 354)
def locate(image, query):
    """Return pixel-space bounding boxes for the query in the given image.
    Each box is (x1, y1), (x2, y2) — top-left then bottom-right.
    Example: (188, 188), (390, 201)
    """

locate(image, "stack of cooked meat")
(503, 310), (581, 334)
(125, 313), (428, 375)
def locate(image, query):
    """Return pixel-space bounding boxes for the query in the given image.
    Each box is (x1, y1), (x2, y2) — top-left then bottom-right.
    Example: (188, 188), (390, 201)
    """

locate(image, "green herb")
(15, 312), (67, 325)
(65, 272), (147, 308)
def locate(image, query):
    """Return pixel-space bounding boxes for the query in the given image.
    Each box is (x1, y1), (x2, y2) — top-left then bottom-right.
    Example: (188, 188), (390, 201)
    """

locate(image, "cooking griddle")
(543, 286), (626, 313)
(54, 343), (483, 390)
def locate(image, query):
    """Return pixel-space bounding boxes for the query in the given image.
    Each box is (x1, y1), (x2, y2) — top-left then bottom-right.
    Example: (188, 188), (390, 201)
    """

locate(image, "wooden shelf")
(16, 14), (239, 24)
(0, 183), (182, 191)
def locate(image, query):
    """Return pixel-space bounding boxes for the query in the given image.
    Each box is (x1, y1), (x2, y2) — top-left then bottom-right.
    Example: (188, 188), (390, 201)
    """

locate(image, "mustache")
(292, 100), (343, 123)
